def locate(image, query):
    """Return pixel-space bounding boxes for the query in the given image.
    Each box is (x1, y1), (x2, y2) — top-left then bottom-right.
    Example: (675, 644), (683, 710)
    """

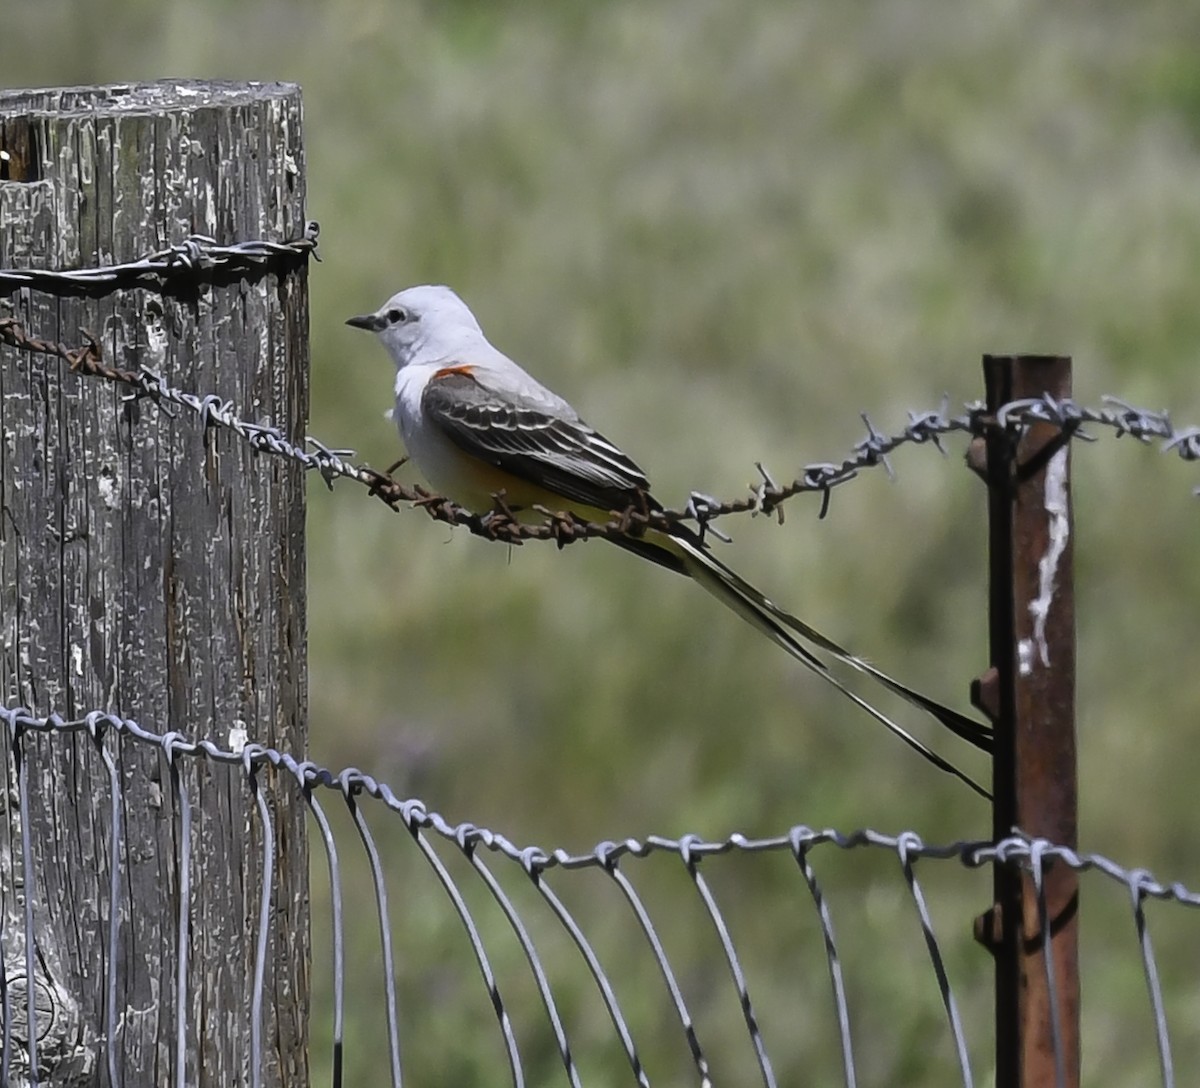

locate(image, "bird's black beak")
(345, 313), (384, 332)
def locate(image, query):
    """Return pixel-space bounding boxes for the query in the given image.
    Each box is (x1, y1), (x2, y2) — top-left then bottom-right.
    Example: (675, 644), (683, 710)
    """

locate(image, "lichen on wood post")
(0, 81), (310, 1088)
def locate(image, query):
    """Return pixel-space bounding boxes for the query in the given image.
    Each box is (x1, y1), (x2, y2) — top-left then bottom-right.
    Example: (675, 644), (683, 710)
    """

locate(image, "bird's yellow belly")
(433, 454), (551, 516)
(409, 426), (601, 522)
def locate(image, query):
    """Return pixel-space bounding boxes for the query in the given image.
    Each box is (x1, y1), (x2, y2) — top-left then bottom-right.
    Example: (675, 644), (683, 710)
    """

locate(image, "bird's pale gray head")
(346, 284), (484, 366)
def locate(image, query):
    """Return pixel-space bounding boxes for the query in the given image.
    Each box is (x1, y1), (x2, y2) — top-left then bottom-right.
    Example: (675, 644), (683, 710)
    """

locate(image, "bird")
(347, 285), (992, 797)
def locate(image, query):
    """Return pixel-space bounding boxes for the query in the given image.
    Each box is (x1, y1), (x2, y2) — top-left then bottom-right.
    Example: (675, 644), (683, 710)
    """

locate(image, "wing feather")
(421, 369), (653, 512)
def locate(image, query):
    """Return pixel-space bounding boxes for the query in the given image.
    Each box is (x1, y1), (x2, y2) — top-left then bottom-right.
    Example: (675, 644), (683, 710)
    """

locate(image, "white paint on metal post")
(1018, 446), (1070, 674)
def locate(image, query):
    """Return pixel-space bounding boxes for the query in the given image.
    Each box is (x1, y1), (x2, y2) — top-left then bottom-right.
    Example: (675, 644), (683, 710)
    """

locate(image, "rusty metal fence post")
(972, 355), (1080, 1086)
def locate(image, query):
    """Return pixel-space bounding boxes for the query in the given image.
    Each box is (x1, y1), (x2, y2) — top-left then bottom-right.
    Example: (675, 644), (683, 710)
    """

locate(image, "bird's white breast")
(392, 363), (505, 508)
(393, 364), (450, 476)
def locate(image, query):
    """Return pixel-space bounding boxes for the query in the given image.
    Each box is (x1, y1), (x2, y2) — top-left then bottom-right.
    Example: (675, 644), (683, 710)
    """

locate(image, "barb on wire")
(3, 315), (1200, 547)
(0, 223), (320, 296)
(0, 317), (104, 374)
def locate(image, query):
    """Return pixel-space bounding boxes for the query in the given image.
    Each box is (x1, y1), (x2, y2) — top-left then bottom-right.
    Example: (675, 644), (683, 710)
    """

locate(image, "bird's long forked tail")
(672, 536), (993, 800)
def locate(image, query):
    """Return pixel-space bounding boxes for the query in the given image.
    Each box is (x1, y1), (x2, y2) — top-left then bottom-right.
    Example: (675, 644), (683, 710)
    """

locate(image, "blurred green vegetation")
(5, 1), (1200, 1083)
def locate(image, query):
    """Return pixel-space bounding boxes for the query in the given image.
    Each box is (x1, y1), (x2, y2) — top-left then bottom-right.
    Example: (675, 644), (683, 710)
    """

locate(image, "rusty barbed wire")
(2, 313), (1199, 551)
(0, 221), (320, 295)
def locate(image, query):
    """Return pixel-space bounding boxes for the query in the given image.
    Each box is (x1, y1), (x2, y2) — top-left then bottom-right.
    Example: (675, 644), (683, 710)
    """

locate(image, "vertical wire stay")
(1127, 871), (1174, 1088)
(788, 829), (857, 1088)
(288, 761), (346, 1088)
(245, 752), (276, 1088)
(0, 716), (17, 1088)
(90, 716), (124, 1088)
(1029, 842), (1066, 1088)
(340, 774), (403, 1088)
(0, 942), (7, 1088)
(519, 850), (650, 1088)
(388, 806), (523, 1088)
(680, 836), (777, 1088)
(597, 846), (712, 1087)
(11, 720), (38, 1086)
(161, 734), (193, 1088)
(895, 833), (973, 1088)
(455, 835), (582, 1088)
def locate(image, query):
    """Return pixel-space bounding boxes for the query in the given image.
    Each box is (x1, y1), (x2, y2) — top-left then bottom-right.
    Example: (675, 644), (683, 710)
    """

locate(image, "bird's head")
(346, 284), (484, 367)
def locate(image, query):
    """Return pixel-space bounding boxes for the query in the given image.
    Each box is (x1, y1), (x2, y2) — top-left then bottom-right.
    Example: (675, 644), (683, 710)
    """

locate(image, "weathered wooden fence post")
(0, 82), (309, 1086)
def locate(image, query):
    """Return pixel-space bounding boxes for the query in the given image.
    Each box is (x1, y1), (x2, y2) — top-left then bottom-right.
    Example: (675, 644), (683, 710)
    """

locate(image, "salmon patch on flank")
(432, 364), (477, 380)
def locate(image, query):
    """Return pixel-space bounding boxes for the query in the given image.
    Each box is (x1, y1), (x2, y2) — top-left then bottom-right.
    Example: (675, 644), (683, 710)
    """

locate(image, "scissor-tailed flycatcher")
(348, 285), (992, 796)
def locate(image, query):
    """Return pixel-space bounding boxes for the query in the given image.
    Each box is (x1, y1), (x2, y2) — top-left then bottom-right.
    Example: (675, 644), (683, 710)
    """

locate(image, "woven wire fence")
(0, 706), (1195, 1088)
(3, 232), (1200, 1086)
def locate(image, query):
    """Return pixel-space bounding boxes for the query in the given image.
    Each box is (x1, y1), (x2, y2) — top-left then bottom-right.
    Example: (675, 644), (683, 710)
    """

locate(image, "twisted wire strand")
(0, 224), (319, 295)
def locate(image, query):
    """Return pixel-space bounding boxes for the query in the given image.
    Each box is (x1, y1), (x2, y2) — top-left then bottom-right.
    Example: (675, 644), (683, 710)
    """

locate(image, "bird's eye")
(386, 307), (409, 324)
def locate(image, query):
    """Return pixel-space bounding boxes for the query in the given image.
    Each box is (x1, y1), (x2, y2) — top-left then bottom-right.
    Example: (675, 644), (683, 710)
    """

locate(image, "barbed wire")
(0, 704), (1191, 1087)
(2, 314), (1199, 552)
(0, 222), (320, 295)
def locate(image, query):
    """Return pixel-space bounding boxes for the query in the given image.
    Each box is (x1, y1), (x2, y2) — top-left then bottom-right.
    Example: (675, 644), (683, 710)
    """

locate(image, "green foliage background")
(5, 2), (1200, 1084)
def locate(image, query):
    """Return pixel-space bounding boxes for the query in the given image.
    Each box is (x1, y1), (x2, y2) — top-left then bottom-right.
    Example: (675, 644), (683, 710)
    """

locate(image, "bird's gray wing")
(421, 366), (654, 513)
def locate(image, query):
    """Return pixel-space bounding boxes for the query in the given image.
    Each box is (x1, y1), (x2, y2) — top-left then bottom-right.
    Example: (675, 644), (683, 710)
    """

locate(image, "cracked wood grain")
(0, 81), (309, 1088)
